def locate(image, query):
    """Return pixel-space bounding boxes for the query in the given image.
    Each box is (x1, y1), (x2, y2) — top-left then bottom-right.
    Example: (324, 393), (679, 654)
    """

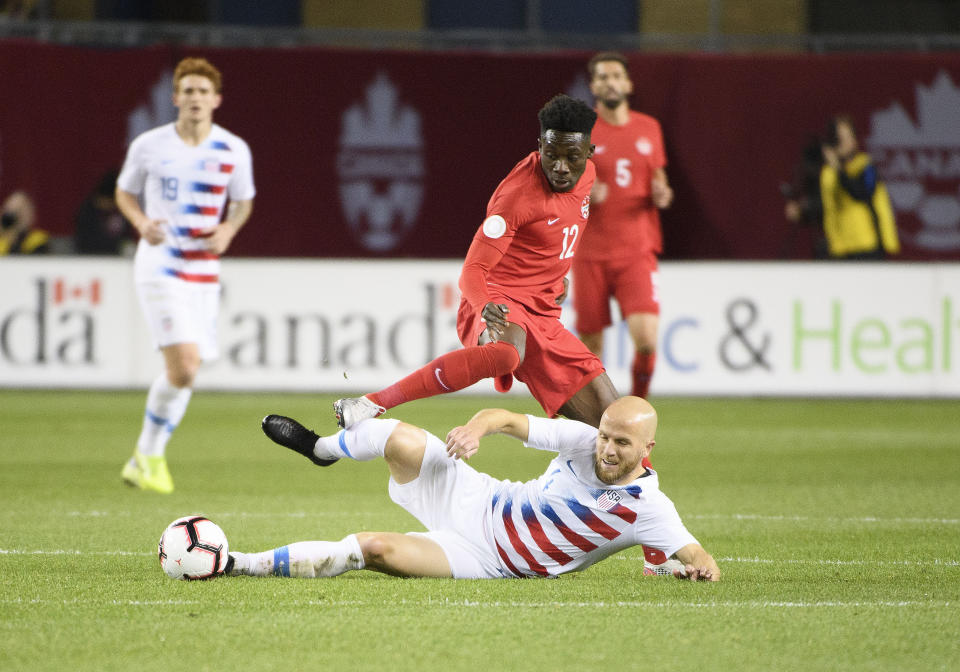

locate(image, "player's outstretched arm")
(673, 543), (721, 582)
(445, 408), (529, 460)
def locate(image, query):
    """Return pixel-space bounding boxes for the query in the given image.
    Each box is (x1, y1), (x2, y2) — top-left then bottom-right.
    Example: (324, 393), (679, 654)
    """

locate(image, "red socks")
(631, 350), (656, 398)
(369, 341), (520, 410)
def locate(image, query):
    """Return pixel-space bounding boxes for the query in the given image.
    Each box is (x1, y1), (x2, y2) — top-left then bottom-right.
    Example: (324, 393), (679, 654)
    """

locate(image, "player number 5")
(615, 158), (632, 188)
(560, 224), (579, 259)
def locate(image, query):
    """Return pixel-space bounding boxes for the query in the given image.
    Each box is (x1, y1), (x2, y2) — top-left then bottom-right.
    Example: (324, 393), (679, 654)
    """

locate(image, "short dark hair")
(588, 51), (629, 78)
(825, 114), (856, 147)
(538, 94), (597, 137)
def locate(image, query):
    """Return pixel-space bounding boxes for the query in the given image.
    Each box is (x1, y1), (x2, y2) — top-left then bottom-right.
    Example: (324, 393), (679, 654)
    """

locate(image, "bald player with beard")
(229, 397), (720, 582)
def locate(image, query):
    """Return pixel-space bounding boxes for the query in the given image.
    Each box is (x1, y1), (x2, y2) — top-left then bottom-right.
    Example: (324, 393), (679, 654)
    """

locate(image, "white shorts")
(388, 433), (512, 579)
(136, 280), (220, 362)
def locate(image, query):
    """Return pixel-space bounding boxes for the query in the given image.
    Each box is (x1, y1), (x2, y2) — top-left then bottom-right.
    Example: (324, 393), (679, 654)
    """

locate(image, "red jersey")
(577, 111), (666, 260)
(459, 152), (595, 317)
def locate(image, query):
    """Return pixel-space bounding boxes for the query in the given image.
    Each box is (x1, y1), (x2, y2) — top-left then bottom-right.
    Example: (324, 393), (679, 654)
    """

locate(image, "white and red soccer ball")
(157, 515), (229, 580)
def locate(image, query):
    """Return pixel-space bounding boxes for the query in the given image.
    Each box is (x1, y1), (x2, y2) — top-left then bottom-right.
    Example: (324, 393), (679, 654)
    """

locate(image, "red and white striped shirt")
(489, 416), (696, 578)
(119, 123), (255, 285)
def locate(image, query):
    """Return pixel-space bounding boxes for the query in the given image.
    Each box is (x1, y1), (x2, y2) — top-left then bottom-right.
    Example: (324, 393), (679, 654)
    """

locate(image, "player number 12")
(560, 224), (579, 259)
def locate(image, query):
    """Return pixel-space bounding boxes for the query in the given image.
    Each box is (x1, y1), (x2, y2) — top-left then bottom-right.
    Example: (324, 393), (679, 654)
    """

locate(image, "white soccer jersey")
(118, 123), (255, 284)
(489, 416), (698, 578)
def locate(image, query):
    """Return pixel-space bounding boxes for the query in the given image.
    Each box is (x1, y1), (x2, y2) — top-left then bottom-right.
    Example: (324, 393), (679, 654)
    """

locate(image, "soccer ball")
(157, 515), (229, 580)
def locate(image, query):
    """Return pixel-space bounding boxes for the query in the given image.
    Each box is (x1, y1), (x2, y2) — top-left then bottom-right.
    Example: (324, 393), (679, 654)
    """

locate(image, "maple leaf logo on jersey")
(635, 137), (653, 156)
(126, 69), (176, 146)
(337, 73), (424, 252)
(868, 69), (960, 252)
(581, 194), (591, 219)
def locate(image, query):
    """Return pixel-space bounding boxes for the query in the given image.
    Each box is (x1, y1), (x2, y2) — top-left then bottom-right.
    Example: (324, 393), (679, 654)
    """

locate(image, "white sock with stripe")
(232, 535), (365, 578)
(136, 374), (192, 457)
(313, 418), (401, 462)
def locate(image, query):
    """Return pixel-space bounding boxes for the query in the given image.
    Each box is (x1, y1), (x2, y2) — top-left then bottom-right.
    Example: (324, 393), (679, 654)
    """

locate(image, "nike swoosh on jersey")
(547, 218), (560, 226)
(434, 368), (451, 391)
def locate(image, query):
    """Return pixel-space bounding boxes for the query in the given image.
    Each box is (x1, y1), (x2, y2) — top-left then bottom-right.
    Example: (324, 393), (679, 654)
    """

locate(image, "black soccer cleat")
(261, 414), (339, 467)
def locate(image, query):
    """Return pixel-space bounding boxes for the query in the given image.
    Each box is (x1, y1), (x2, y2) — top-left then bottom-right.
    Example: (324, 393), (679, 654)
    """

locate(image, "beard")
(593, 452), (639, 485)
(599, 93), (625, 110)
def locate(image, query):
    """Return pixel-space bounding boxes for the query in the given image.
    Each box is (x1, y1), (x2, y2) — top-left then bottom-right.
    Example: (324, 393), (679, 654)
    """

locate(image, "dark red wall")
(2, 41), (958, 260)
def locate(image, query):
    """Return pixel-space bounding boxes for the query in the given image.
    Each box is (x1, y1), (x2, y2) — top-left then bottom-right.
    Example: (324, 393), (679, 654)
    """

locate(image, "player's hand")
(137, 218), (167, 245)
(203, 222), (237, 255)
(784, 200), (801, 222)
(674, 564), (720, 582)
(822, 144), (841, 169)
(591, 180), (609, 204)
(651, 177), (674, 209)
(481, 303), (510, 341)
(555, 277), (569, 305)
(445, 425), (481, 460)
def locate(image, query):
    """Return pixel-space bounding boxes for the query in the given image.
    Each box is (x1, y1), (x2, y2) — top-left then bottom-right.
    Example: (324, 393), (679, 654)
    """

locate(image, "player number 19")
(161, 177), (179, 201)
(560, 224), (579, 259)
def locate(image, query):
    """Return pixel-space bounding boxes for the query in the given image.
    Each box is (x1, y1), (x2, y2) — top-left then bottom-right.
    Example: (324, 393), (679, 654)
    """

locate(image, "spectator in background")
(782, 137), (827, 259)
(820, 115), (899, 260)
(572, 52), (673, 400)
(0, 190), (50, 255)
(0, 0), (37, 20)
(74, 169), (135, 255)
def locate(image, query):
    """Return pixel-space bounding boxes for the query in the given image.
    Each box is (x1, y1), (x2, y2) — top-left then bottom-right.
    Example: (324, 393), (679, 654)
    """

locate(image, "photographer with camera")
(782, 137), (828, 259)
(0, 190), (50, 256)
(819, 115), (899, 260)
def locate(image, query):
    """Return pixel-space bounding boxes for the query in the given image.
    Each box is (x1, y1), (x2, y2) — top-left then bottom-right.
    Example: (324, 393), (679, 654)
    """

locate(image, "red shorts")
(571, 251), (660, 334)
(456, 296), (604, 417)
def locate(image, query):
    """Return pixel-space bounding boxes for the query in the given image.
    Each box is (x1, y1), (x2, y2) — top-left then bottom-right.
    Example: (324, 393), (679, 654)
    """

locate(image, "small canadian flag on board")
(51, 278), (101, 306)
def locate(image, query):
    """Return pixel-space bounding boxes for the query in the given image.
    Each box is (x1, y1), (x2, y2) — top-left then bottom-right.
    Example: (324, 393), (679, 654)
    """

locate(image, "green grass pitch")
(1, 389), (958, 671)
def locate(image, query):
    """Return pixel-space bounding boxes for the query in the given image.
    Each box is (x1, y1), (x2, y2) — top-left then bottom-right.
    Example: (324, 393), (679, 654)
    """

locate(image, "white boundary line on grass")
(61, 511), (960, 525)
(613, 556), (960, 566)
(2, 548), (958, 567)
(0, 597), (954, 609)
(687, 514), (960, 525)
(716, 556), (960, 566)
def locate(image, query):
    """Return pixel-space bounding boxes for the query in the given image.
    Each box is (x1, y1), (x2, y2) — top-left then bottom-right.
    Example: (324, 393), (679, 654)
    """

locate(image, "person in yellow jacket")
(0, 190), (50, 255)
(820, 115), (899, 260)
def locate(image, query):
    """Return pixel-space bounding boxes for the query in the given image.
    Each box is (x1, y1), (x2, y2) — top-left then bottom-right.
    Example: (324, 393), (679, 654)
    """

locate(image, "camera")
(1, 212), (18, 230)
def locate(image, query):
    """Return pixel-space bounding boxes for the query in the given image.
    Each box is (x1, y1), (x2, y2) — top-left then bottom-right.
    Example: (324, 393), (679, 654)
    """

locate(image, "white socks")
(231, 535), (365, 578)
(313, 418), (400, 463)
(136, 374), (192, 457)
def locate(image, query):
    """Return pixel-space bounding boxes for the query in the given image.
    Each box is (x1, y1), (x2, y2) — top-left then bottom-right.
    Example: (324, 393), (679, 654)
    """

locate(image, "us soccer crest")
(337, 73), (424, 253)
(581, 194), (590, 219)
(596, 490), (622, 511)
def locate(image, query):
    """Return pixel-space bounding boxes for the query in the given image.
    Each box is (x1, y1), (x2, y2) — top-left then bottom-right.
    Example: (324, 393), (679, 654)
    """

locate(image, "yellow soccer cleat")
(121, 452), (175, 494)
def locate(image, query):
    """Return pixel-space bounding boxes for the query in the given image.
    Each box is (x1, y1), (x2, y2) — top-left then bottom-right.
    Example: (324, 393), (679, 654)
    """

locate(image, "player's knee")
(384, 422), (426, 465)
(165, 352), (200, 388)
(491, 338), (523, 371)
(357, 532), (393, 568)
(166, 366), (196, 388)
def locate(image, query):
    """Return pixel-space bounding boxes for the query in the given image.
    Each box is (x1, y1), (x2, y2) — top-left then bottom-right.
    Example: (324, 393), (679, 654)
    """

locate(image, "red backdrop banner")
(2, 42), (959, 260)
